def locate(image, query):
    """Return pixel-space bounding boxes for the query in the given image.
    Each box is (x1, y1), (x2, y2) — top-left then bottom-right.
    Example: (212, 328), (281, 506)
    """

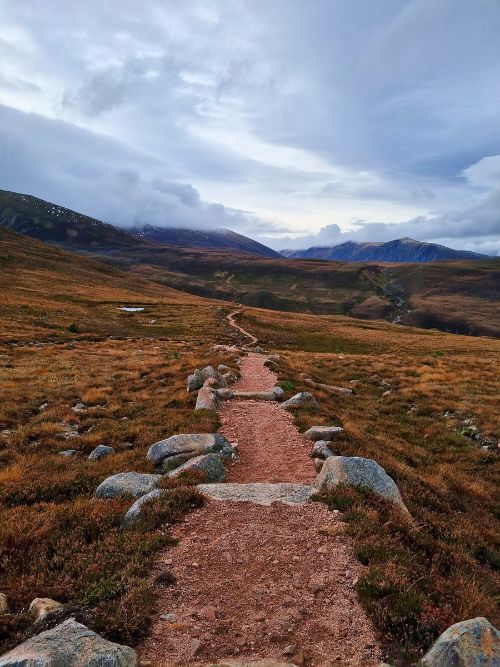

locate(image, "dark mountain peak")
(282, 238), (487, 263)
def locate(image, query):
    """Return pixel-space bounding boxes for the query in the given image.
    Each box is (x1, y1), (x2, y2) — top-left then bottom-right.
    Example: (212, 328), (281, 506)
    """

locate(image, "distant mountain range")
(282, 238), (487, 262)
(0, 190), (280, 258)
(133, 223), (280, 257)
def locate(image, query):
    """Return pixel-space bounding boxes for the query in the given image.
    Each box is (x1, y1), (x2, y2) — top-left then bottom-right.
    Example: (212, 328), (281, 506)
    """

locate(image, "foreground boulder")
(282, 392), (318, 410)
(88, 445), (114, 460)
(146, 433), (233, 470)
(304, 425), (343, 441)
(29, 598), (63, 623)
(95, 472), (162, 499)
(168, 453), (226, 483)
(122, 489), (166, 529)
(0, 618), (137, 666)
(421, 617), (499, 666)
(314, 456), (409, 514)
(187, 366), (226, 392)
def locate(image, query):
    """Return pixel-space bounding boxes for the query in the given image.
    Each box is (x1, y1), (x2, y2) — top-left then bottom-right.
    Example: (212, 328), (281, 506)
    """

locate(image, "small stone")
(29, 598), (64, 622)
(317, 545), (329, 554)
(88, 445), (114, 460)
(189, 638), (201, 655)
(160, 613), (175, 621)
(203, 606), (216, 621)
(59, 449), (80, 457)
(72, 403), (87, 413)
(0, 593), (9, 614)
(283, 644), (296, 656)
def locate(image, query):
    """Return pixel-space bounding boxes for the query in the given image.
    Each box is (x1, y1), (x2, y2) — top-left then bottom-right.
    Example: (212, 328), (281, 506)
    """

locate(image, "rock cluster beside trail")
(187, 366), (227, 392)
(0, 618), (137, 666)
(422, 616), (499, 666)
(314, 456), (410, 515)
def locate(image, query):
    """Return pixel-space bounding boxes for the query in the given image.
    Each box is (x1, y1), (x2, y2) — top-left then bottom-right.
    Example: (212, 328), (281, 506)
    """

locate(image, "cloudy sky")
(0, 0), (499, 253)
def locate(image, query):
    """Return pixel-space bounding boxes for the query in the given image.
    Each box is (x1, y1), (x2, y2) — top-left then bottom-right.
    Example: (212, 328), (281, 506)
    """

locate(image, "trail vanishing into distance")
(139, 312), (381, 666)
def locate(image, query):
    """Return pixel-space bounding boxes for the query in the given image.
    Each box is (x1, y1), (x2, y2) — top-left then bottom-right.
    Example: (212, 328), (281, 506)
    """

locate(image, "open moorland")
(0, 230), (498, 665)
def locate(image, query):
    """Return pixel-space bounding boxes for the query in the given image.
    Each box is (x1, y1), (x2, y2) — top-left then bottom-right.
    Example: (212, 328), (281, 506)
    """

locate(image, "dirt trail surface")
(139, 315), (381, 665)
(227, 309), (258, 346)
(220, 354), (315, 484)
(140, 501), (381, 666)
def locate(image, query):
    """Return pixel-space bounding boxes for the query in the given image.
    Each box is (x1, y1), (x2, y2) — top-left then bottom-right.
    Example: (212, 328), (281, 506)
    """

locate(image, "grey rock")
(197, 482), (317, 506)
(95, 472), (162, 499)
(122, 489), (166, 529)
(71, 403), (87, 413)
(146, 433), (233, 468)
(311, 440), (335, 460)
(88, 445), (114, 460)
(269, 386), (285, 399)
(222, 371), (238, 385)
(59, 450), (80, 457)
(313, 458), (324, 472)
(314, 456), (409, 514)
(218, 364), (232, 373)
(304, 425), (343, 441)
(187, 366), (227, 392)
(0, 617), (137, 666)
(168, 453), (226, 483)
(282, 392), (318, 410)
(216, 388), (234, 400)
(421, 617), (500, 666)
(232, 390), (278, 401)
(195, 385), (220, 411)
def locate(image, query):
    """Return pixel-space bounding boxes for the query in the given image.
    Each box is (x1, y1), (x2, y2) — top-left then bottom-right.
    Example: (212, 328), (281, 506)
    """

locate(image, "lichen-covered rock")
(281, 392), (318, 410)
(146, 433), (233, 468)
(168, 453), (226, 483)
(95, 472), (162, 499)
(314, 456), (409, 514)
(187, 366), (227, 392)
(88, 445), (114, 460)
(311, 440), (334, 460)
(29, 598), (64, 623)
(122, 489), (166, 529)
(304, 426), (343, 441)
(421, 617), (500, 666)
(0, 618), (137, 666)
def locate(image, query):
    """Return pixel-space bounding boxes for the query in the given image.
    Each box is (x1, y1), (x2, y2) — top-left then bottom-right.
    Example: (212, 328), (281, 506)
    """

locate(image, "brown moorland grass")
(237, 308), (500, 665)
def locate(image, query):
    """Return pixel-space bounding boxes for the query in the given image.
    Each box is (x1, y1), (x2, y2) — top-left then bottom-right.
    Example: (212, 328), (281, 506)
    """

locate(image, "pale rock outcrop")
(282, 392), (318, 410)
(197, 482), (317, 506)
(304, 425), (343, 441)
(421, 617), (499, 666)
(95, 472), (162, 499)
(314, 456), (409, 515)
(0, 618), (137, 666)
(269, 386), (285, 399)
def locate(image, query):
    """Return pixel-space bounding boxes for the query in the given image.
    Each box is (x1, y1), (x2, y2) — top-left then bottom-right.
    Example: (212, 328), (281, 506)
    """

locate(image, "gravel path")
(139, 500), (381, 666)
(139, 324), (382, 665)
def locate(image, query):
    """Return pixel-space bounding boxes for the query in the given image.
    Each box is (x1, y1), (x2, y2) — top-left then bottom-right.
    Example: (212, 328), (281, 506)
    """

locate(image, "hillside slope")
(0, 227), (226, 342)
(283, 238), (487, 262)
(133, 224), (281, 258)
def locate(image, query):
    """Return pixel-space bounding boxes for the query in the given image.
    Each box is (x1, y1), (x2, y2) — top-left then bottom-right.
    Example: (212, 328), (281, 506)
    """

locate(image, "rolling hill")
(282, 238), (487, 262)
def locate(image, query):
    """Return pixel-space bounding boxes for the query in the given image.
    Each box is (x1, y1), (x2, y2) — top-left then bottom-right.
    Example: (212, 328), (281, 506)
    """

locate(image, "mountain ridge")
(281, 238), (487, 262)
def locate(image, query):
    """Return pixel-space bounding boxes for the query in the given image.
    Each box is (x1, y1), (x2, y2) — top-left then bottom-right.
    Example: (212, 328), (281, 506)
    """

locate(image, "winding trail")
(227, 309), (258, 348)
(139, 313), (381, 666)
